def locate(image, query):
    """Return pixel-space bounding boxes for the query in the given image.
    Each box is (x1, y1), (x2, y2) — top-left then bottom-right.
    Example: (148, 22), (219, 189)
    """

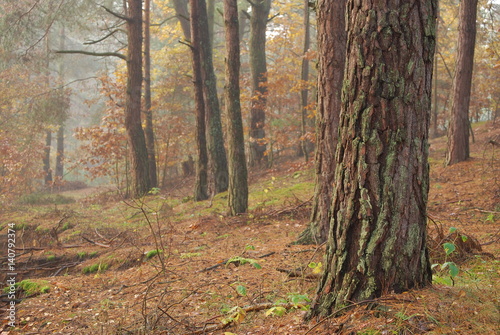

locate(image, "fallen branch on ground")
(81, 235), (111, 248)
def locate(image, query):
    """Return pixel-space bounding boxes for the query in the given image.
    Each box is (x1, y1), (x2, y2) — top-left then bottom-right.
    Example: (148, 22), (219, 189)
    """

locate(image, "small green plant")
(77, 251), (87, 259)
(148, 187), (160, 195)
(221, 306), (246, 325)
(308, 261), (323, 274)
(225, 256), (262, 269)
(35, 226), (49, 233)
(18, 193), (75, 205)
(89, 251), (98, 258)
(265, 293), (312, 317)
(485, 213), (495, 224)
(5, 280), (50, 296)
(46, 254), (56, 261)
(432, 227), (461, 285)
(145, 249), (163, 259)
(287, 293), (311, 310)
(230, 282), (247, 296)
(61, 222), (71, 231)
(265, 306), (287, 317)
(82, 262), (109, 274)
(180, 252), (202, 259)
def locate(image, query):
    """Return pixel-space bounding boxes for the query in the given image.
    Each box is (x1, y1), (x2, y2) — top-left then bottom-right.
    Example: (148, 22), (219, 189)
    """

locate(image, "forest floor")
(1, 121), (499, 335)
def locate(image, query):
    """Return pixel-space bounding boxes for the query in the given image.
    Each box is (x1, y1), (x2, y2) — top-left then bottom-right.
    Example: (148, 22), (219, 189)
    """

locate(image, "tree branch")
(56, 49), (126, 60)
(267, 13), (280, 23)
(151, 15), (178, 27)
(84, 29), (123, 45)
(101, 5), (131, 21)
(179, 40), (194, 50)
(242, 9), (251, 20)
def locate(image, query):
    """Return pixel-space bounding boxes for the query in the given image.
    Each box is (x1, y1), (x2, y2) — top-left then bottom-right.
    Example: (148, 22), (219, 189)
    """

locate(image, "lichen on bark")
(307, 0), (437, 318)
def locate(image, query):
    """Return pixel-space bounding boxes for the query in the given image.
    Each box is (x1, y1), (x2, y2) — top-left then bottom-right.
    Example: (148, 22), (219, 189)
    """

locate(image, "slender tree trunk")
(446, 0), (478, 165)
(299, 0), (311, 162)
(198, 0), (229, 194)
(43, 131), (52, 185)
(207, 0), (215, 48)
(238, 5), (249, 43)
(144, 0), (158, 188)
(307, 0), (436, 318)
(55, 25), (65, 180)
(55, 125), (64, 179)
(295, 0), (346, 245)
(189, 0), (209, 201)
(431, 3), (440, 139)
(172, 0), (191, 39)
(248, 0), (271, 168)
(125, 0), (151, 197)
(224, 0), (248, 215)
(43, 35), (52, 185)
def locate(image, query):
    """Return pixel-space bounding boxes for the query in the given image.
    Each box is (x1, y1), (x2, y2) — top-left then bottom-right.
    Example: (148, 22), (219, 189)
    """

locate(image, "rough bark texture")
(308, 0), (436, 317)
(190, 0), (209, 201)
(144, 0), (158, 188)
(248, 0), (271, 167)
(224, 0), (248, 215)
(446, 0), (478, 165)
(296, 0), (346, 245)
(172, 0), (191, 39)
(198, 0), (229, 194)
(125, 0), (151, 197)
(299, 0), (311, 162)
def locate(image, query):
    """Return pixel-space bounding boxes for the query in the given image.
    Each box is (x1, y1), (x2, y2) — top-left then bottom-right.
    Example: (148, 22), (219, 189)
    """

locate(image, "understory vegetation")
(1, 122), (499, 334)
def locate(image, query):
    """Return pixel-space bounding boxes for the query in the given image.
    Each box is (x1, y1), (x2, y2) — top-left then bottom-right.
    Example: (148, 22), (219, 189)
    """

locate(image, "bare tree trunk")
(144, 0), (158, 188)
(446, 0), (478, 165)
(172, 0), (191, 39)
(238, 4), (249, 43)
(198, 0), (229, 194)
(299, 0), (311, 162)
(224, 0), (248, 215)
(431, 3), (440, 139)
(43, 36), (52, 185)
(189, 0), (209, 201)
(55, 25), (66, 180)
(307, 0), (436, 317)
(125, 0), (151, 197)
(207, 0), (215, 48)
(248, 0), (271, 168)
(295, 0), (346, 245)
(55, 125), (64, 179)
(43, 131), (52, 185)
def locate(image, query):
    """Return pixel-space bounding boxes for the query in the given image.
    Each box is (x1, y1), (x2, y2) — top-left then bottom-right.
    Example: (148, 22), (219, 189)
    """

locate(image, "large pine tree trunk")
(446, 0), (478, 165)
(144, 0), (158, 188)
(308, 0), (436, 317)
(189, 0), (209, 201)
(296, 0), (346, 245)
(224, 0), (248, 215)
(198, 0), (229, 194)
(125, 0), (151, 197)
(248, 0), (271, 167)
